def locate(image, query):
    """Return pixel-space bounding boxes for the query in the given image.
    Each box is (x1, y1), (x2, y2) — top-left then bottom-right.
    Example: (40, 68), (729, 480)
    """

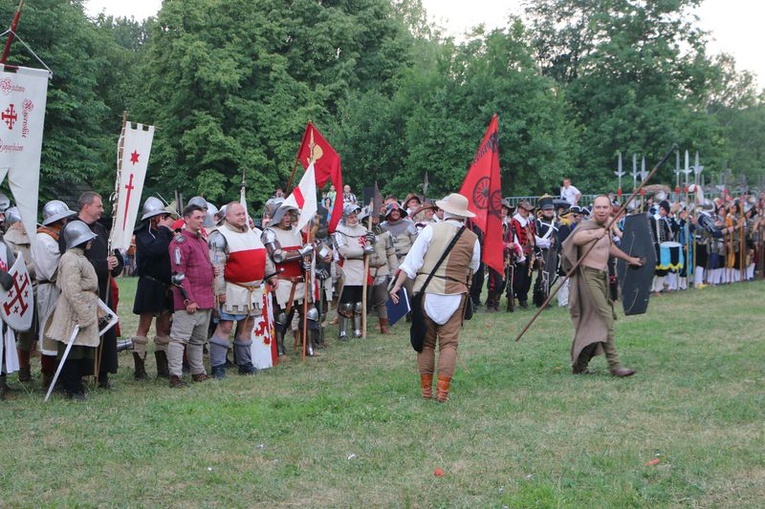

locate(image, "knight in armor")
(360, 206), (397, 333)
(511, 200), (537, 309)
(533, 196), (559, 307)
(131, 197), (176, 380)
(32, 200), (77, 390)
(261, 198), (319, 357)
(60, 192), (124, 389)
(3, 207), (37, 383)
(380, 201), (418, 309)
(208, 202), (276, 378)
(334, 203), (375, 339)
(44, 221), (101, 401)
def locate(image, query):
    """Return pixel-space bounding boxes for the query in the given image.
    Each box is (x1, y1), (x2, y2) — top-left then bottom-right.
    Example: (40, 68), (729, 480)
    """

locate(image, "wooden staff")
(301, 219), (314, 360)
(361, 199), (373, 338)
(515, 144), (677, 342)
(0, 0), (24, 64)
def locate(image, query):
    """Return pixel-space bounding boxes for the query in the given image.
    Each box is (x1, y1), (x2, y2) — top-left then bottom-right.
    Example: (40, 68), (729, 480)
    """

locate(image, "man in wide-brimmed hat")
(389, 193), (480, 403)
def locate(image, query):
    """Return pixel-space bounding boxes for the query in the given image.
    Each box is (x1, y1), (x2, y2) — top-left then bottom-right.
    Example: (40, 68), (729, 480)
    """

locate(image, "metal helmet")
(0, 193), (9, 213)
(263, 197), (284, 221)
(343, 202), (361, 218)
(4, 206), (21, 227)
(63, 220), (97, 249)
(187, 196), (208, 209)
(204, 202), (219, 227)
(42, 200), (77, 226)
(383, 202), (407, 219)
(271, 203), (297, 225)
(141, 196), (167, 221)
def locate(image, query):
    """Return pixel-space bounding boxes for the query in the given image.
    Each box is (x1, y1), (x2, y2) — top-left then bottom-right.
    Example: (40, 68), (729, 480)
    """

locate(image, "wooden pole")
(361, 200), (373, 338)
(515, 144), (677, 342)
(0, 0), (24, 64)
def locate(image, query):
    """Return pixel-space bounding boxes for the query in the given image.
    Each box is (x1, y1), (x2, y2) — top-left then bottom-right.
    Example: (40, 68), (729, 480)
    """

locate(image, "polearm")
(94, 112), (128, 380)
(515, 143), (677, 342)
(614, 152), (625, 200)
(0, 0), (24, 64)
(361, 199), (373, 338)
(683, 150), (693, 280)
(640, 156), (649, 212)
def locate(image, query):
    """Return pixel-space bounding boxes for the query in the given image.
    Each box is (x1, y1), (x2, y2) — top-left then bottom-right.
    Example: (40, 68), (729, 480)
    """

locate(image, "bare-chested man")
(561, 196), (642, 377)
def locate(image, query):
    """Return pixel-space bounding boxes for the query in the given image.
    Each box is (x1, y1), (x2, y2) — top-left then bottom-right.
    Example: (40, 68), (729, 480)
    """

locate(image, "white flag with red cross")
(282, 162), (318, 233)
(110, 122), (155, 251)
(251, 286), (276, 369)
(0, 66), (50, 251)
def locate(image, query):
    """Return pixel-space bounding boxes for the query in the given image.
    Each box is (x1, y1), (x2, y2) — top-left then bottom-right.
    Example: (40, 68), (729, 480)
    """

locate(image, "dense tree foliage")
(1, 0), (763, 208)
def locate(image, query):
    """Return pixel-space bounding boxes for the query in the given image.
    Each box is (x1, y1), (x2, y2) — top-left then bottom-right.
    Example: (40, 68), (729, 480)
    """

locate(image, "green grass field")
(2, 278), (764, 507)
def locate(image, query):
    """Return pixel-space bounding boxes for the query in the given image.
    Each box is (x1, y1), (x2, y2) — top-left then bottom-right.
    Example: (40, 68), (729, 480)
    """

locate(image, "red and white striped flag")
(282, 162), (318, 232)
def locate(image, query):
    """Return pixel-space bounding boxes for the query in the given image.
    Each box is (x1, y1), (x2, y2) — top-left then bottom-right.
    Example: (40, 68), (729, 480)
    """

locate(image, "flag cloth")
(297, 122), (343, 232)
(282, 163), (318, 233)
(110, 122), (155, 251)
(458, 114), (503, 275)
(373, 181), (384, 218)
(251, 287), (276, 369)
(0, 66), (49, 251)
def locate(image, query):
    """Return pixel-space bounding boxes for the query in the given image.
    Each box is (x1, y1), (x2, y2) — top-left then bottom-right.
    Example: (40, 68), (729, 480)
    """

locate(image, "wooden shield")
(617, 213), (656, 315)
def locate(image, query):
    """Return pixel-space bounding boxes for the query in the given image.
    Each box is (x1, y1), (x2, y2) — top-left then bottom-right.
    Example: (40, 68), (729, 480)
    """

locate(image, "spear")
(632, 153), (638, 191)
(683, 150), (691, 191)
(692, 151), (703, 186)
(515, 144), (678, 342)
(614, 152), (625, 200)
(674, 149), (681, 196)
(640, 156), (648, 211)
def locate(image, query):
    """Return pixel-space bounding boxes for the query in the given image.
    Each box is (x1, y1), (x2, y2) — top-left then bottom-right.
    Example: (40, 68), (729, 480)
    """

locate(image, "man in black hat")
(533, 196), (558, 307)
(510, 200), (536, 309)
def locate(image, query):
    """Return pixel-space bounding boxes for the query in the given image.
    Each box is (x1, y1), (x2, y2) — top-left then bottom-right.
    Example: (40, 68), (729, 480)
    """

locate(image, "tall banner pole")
(0, 0), (25, 64)
(361, 199), (373, 338)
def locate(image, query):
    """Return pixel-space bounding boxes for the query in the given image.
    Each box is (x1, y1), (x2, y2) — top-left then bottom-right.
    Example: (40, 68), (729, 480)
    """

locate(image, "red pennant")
(297, 122), (344, 232)
(458, 114), (503, 275)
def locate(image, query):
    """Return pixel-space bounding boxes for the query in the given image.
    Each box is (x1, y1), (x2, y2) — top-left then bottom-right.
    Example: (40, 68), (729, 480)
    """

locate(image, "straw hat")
(435, 193), (475, 218)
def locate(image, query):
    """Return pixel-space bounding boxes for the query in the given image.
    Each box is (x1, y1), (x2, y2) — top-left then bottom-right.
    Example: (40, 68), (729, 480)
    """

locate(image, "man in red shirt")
(166, 204), (215, 388)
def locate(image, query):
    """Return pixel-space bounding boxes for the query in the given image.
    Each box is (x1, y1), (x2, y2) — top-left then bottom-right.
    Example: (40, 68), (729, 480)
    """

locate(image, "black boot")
(154, 351), (170, 379)
(133, 352), (149, 380)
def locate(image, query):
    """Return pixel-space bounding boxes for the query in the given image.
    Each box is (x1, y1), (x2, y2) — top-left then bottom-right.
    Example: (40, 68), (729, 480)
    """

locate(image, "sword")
(45, 325), (80, 402)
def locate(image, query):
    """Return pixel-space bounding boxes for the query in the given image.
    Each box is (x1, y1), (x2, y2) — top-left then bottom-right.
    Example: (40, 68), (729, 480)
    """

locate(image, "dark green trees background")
(1, 0), (763, 209)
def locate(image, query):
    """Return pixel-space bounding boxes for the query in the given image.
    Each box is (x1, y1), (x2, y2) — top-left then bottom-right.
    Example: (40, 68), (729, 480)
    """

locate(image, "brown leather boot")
(379, 318), (391, 335)
(420, 374), (433, 399)
(17, 348), (32, 382)
(155, 351), (170, 379)
(40, 355), (57, 391)
(435, 376), (451, 403)
(169, 375), (187, 389)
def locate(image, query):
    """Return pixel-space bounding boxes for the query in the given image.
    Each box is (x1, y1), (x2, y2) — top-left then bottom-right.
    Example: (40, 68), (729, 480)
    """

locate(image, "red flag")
(297, 122), (343, 232)
(458, 114), (503, 275)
